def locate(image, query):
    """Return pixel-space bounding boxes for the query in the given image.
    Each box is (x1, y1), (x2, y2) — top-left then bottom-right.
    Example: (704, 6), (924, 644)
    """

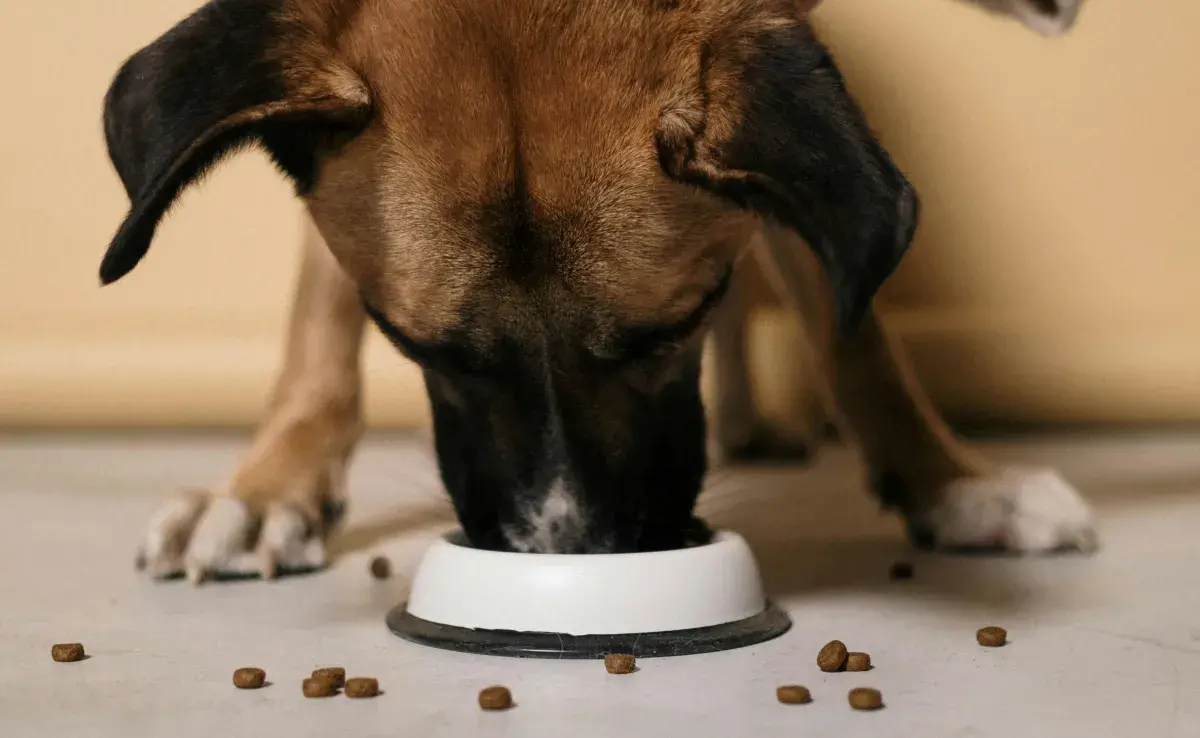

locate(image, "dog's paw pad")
(914, 468), (1098, 554)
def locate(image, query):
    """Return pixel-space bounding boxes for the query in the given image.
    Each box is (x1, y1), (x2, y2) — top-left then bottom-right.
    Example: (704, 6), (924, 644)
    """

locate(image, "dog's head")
(99, 0), (917, 553)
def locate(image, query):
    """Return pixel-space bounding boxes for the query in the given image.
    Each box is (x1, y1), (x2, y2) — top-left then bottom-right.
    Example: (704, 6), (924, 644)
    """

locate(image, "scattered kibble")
(604, 653), (636, 674)
(51, 643), (85, 663)
(345, 677), (380, 699)
(302, 677), (338, 698)
(848, 687), (884, 711)
(479, 685), (513, 711)
(976, 626), (1007, 647)
(312, 667), (346, 689)
(369, 556), (392, 580)
(776, 685), (812, 704)
(817, 640), (848, 672)
(888, 561), (914, 580)
(845, 652), (871, 672)
(232, 667), (266, 689)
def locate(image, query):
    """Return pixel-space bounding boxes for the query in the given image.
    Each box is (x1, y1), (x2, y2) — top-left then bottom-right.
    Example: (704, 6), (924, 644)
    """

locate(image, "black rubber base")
(385, 602), (791, 659)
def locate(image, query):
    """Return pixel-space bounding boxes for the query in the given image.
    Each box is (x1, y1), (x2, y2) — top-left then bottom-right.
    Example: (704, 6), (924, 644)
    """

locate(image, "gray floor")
(2, 432), (1199, 737)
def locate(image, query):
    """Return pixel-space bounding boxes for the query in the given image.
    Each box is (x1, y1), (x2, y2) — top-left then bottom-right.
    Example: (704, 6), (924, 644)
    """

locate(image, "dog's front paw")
(136, 491), (329, 583)
(909, 468), (1098, 554)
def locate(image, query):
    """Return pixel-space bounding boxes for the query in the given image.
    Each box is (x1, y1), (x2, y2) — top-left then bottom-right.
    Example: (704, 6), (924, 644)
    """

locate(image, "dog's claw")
(185, 564), (209, 586)
(259, 551), (278, 581)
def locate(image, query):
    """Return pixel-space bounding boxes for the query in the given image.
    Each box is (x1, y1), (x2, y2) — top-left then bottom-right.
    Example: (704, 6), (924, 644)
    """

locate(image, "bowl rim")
(437, 528), (731, 560)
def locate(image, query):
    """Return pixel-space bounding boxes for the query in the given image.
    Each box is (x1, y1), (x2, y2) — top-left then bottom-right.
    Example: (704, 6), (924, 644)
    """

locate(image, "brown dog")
(101, 0), (1094, 581)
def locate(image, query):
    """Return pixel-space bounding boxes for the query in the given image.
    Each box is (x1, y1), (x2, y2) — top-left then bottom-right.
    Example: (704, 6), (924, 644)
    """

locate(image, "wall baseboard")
(2, 307), (1198, 428)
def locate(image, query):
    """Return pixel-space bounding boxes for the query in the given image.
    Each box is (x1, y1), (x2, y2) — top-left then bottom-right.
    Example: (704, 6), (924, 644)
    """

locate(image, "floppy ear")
(99, 0), (371, 285)
(657, 21), (918, 338)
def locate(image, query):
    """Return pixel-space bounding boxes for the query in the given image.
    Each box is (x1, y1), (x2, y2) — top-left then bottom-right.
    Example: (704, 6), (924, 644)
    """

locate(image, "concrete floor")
(1, 432), (1199, 737)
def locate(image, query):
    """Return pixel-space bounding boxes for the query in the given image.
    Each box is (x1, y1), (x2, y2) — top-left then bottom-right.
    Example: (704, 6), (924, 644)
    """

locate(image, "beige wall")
(1, 0), (1198, 429)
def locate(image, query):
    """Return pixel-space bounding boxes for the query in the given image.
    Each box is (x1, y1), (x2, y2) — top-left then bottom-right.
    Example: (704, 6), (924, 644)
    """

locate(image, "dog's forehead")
(313, 0), (754, 339)
(356, 131), (737, 340)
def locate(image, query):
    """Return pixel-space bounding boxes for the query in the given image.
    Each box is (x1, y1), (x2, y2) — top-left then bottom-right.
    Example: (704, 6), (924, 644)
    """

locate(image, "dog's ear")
(657, 21), (918, 337)
(99, 0), (371, 285)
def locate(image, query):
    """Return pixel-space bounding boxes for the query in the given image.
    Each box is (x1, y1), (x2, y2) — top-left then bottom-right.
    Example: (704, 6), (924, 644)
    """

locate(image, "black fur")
(366, 296), (710, 554)
(422, 355), (710, 554)
(99, 0), (370, 286)
(872, 470), (936, 548)
(658, 22), (919, 338)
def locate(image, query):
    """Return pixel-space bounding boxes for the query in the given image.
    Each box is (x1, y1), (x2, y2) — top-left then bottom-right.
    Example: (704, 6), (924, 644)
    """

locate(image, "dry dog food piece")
(776, 685), (812, 705)
(479, 686), (513, 711)
(976, 626), (1008, 647)
(848, 687), (884, 711)
(604, 654), (636, 674)
(817, 640), (849, 672)
(311, 667), (346, 689)
(345, 677), (380, 699)
(51, 643), (85, 663)
(888, 561), (914, 580)
(845, 652), (871, 671)
(232, 667), (267, 689)
(369, 556), (391, 580)
(302, 677), (338, 698)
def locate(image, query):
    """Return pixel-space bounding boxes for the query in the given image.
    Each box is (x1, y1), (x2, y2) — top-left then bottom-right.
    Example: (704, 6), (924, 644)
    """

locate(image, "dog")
(99, 0), (1095, 582)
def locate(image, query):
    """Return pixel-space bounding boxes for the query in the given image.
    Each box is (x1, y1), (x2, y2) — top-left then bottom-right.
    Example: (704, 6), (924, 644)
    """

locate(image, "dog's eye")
(604, 269), (733, 365)
(362, 298), (495, 379)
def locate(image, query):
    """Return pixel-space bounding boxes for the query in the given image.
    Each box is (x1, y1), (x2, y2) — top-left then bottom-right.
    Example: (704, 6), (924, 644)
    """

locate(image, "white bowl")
(387, 530), (790, 658)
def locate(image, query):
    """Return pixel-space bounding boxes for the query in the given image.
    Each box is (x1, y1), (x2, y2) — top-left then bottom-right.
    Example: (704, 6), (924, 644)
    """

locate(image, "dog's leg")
(758, 225), (1096, 553)
(710, 267), (818, 464)
(136, 217), (366, 582)
(838, 313), (1097, 552)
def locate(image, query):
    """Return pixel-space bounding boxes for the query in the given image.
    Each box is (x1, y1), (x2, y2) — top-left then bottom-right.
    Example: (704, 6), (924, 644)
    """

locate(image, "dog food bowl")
(386, 530), (790, 659)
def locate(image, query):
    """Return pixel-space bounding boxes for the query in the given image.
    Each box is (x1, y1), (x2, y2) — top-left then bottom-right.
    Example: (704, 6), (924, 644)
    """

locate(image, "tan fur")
(226, 219), (365, 530)
(130, 0), (1086, 564)
(301, 0), (786, 346)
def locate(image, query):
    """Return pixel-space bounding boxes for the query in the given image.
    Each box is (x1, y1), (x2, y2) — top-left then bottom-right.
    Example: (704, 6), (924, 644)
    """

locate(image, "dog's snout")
(424, 341), (708, 555)
(500, 476), (603, 554)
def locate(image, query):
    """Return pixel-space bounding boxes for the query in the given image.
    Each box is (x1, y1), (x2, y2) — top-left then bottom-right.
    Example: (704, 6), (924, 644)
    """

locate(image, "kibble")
(604, 653), (636, 674)
(848, 687), (884, 711)
(479, 686), (513, 711)
(232, 667), (266, 689)
(302, 677), (338, 698)
(976, 626), (1007, 647)
(845, 652), (871, 671)
(345, 677), (380, 699)
(369, 556), (391, 580)
(50, 643), (85, 663)
(776, 685), (812, 705)
(888, 561), (914, 580)
(312, 667), (346, 689)
(817, 639), (848, 672)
